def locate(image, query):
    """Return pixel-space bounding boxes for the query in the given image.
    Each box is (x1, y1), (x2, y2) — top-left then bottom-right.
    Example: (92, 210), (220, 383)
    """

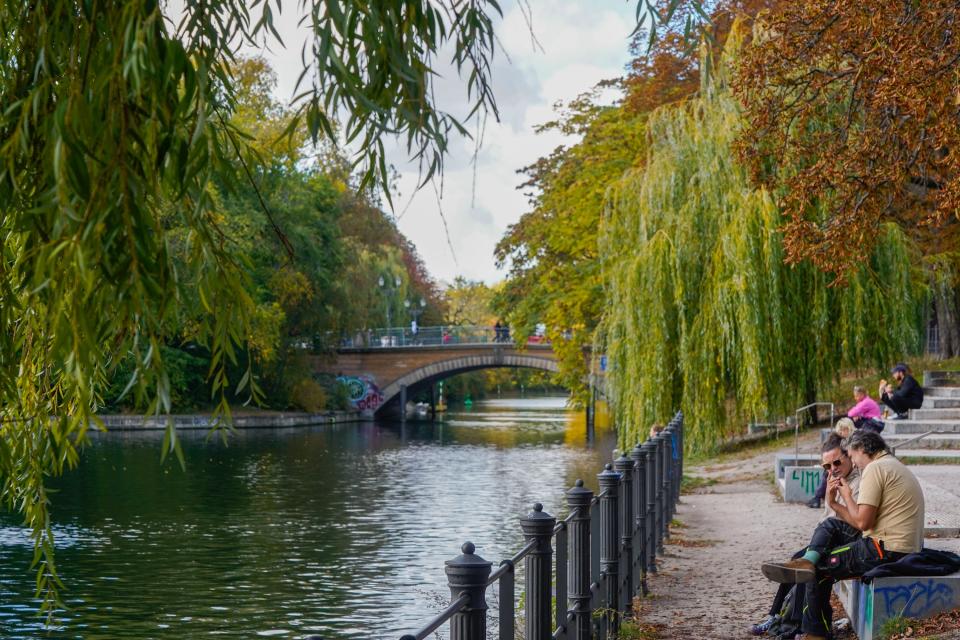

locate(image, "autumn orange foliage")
(624, 1), (781, 114)
(734, 0), (960, 276)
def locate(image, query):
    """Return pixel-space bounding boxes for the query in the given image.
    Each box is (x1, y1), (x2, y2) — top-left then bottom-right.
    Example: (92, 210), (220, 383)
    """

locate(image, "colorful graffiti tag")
(337, 375), (385, 412)
(792, 467), (823, 495)
(874, 579), (956, 619)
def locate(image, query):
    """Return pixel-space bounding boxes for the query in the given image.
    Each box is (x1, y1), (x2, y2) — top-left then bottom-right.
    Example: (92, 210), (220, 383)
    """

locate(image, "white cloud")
(231, 0), (639, 284)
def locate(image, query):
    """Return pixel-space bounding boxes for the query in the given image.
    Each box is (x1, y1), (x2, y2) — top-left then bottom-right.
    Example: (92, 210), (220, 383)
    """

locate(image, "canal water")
(0, 396), (615, 639)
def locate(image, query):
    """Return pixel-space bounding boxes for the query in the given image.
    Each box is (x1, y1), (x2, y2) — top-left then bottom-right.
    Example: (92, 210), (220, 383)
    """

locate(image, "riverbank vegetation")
(3, 0), (959, 614)
(496, 1), (960, 454)
(1, 0), (511, 604)
(602, 30), (921, 452)
(95, 57), (444, 415)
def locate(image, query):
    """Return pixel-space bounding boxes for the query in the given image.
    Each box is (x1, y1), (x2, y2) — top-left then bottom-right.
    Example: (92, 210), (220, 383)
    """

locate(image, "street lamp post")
(404, 297), (426, 325)
(404, 297), (426, 345)
(378, 275), (402, 329)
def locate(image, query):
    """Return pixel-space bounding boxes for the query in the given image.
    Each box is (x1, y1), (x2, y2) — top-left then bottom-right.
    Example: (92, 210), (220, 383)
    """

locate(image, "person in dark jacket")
(879, 363), (923, 420)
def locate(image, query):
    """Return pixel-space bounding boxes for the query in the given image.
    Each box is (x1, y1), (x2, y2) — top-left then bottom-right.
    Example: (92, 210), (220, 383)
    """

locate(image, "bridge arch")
(376, 352), (560, 415)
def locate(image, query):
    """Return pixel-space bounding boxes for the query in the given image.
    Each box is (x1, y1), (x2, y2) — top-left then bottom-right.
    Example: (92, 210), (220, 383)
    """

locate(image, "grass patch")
(879, 615), (912, 639)
(614, 618), (660, 639)
(669, 518), (687, 529)
(665, 536), (718, 548)
(879, 607), (960, 639)
(681, 474), (718, 494)
(687, 428), (815, 466)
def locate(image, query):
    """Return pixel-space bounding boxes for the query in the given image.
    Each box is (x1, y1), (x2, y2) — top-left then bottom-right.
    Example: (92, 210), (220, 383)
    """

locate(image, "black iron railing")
(399, 411), (684, 640)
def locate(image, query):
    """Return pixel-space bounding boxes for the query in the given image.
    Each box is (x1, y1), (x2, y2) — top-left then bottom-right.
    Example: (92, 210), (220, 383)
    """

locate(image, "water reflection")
(0, 396), (614, 639)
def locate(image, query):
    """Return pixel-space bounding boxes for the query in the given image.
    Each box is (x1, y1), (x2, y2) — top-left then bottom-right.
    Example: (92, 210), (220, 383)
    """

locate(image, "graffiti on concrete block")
(337, 375), (384, 412)
(875, 579), (955, 619)
(791, 468), (823, 496)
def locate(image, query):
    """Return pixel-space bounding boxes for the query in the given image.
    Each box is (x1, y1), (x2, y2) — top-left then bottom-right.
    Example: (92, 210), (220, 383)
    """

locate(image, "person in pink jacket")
(847, 385), (881, 425)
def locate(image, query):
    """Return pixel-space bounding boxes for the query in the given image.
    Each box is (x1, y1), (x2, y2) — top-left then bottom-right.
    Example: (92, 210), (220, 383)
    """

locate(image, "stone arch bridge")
(310, 330), (601, 419)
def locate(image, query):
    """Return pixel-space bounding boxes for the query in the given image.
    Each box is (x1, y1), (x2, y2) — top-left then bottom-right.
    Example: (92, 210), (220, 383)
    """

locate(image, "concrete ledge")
(774, 453), (821, 480)
(922, 397), (960, 409)
(911, 408), (960, 420)
(884, 421), (960, 435)
(925, 387), (960, 398)
(835, 571), (960, 640)
(779, 465), (824, 502)
(886, 434), (960, 448)
(96, 411), (364, 430)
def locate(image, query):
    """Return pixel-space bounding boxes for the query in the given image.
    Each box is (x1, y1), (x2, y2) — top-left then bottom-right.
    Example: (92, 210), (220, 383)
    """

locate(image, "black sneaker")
(890, 413), (908, 420)
(806, 496), (821, 509)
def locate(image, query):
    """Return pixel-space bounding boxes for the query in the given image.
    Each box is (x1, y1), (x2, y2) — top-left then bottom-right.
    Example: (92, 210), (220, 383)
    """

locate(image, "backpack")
(768, 585), (803, 638)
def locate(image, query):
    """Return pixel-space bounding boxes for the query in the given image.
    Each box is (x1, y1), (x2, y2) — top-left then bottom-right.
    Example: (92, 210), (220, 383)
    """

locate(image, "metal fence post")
(629, 442), (648, 595)
(613, 454), (634, 611)
(598, 463), (621, 633)
(641, 440), (659, 571)
(664, 423), (675, 510)
(445, 542), (492, 640)
(521, 503), (556, 640)
(566, 479), (593, 640)
(657, 432), (670, 541)
(676, 412), (684, 503)
(666, 421), (680, 509)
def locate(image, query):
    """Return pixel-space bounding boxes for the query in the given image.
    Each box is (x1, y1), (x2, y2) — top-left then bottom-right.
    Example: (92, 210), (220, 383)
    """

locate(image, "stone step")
(910, 407), (960, 420)
(884, 433), (960, 449)
(923, 386), (960, 397)
(883, 419), (960, 435)
(895, 448), (960, 459)
(924, 369), (960, 384)
(922, 397), (960, 409)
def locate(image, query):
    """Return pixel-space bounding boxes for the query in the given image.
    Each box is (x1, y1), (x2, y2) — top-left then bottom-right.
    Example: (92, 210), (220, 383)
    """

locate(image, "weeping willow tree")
(600, 30), (926, 453)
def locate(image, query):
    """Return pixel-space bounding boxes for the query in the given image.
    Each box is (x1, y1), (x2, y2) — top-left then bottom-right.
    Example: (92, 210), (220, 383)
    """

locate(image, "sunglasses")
(821, 459), (844, 471)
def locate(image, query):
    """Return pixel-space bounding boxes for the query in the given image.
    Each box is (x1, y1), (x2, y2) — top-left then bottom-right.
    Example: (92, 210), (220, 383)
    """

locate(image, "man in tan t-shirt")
(853, 447), (924, 553)
(760, 430), (925, 640)
(749, 434), (861, 637)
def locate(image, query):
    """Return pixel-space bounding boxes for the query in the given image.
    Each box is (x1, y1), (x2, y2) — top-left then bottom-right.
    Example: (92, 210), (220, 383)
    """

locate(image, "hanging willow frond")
(600, 25), (926, 453)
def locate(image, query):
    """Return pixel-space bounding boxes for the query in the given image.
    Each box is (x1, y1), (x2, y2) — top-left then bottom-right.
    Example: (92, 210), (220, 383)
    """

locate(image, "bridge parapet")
(337, 325), (550, 349)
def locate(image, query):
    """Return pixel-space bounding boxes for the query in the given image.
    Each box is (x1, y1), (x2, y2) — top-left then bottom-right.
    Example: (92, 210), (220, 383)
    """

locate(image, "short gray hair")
(853, 385), (866, 395)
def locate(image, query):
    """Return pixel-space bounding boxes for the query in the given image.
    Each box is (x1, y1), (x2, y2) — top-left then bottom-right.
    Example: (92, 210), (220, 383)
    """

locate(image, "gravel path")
(637, 475), (821, 638)
(632, 436), (826, 638)
(635, 437), (960, 639)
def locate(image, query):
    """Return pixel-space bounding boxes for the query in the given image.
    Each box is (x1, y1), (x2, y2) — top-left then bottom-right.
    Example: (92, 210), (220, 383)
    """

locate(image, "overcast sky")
(244, 1), (639, 285)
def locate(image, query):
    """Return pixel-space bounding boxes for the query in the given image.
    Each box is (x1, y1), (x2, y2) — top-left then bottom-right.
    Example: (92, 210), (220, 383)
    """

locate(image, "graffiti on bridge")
(875, 579), (956, 619)
(337, 375), (385, 412)
(791, 467), (823, 496)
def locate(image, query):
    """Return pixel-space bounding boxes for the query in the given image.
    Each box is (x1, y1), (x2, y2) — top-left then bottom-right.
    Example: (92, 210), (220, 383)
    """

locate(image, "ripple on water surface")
(0, 396), (614, 639)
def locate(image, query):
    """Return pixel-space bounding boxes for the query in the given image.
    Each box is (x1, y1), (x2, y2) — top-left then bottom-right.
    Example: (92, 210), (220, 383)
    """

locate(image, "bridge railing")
(335, 325), (550, 349)
(398, 411), (684, 640)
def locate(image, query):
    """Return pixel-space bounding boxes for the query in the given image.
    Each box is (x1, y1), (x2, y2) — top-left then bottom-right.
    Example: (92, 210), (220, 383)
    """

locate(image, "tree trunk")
(932, 271), (960, 359)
